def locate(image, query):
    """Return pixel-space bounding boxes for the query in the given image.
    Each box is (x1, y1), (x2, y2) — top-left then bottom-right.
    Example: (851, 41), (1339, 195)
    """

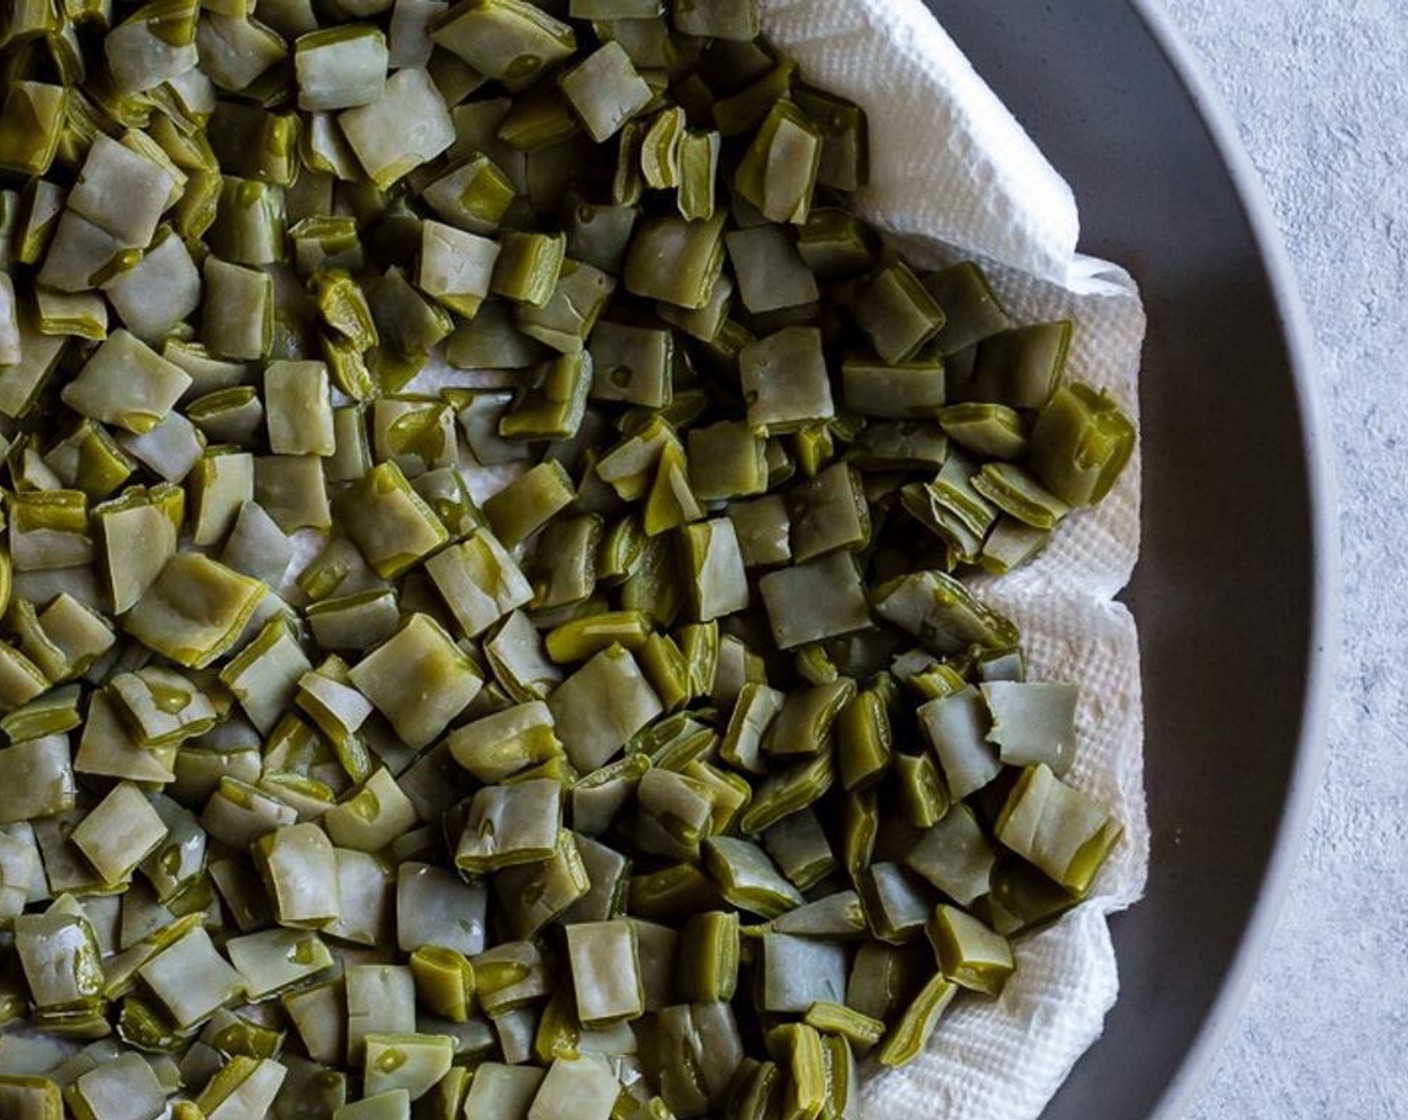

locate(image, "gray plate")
(929, 1), (1336, 1117)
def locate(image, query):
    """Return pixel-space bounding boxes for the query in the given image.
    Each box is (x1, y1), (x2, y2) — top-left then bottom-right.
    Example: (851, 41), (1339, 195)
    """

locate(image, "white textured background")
(1162, 2), (1408, 1116)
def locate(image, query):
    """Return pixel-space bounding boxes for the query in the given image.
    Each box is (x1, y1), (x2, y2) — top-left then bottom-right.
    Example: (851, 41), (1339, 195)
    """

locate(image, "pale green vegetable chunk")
(759, 932), (846, 1013)
(0, 301), (67, 416)
(430, 0), (576, 83)
(558, 41), (651, 143)
(396, 862), (487, 955)
(927, 904), (1014, 996)
(725, 224), (818, 314)
(254, 823), (341, 928)
(904, 804), (996, 907)
(417, 221), (500, 318)
(196, 1056), (287, 1120)
(7, 490), (93, 572)
(189, 450), (254, 546)
(463, 1063), (544, 1120)
(220, 617), (312, 734)
(875, 973), (956, 1069)
(221, 501), (292, 586)
(448, 701), (562, 782)
(362, 1033), (453, 1100)
(265, 360), (335, 456)
(202, 777), (299, 849)
(0, 736), (75, 823)
(335, 1090), (409, 1120)
(339, 68), (455, 189)
(527, 1054), (618, 1120)
(296, 25), (388, 110)
(109, 666), (216, 746)
(485, 609), (564, 702)
(336, 460), (450, 579)
(93, 485), (182, 615)
(546, 644), (662, 771)
(348, 614), (482, 749)
(514, 260), (615, 354)
(137, 926), (244, 1030)
(702, 836), (802, 919)
(425, 530), (533, 638)
(202, 257), (273, 361)
(738, 326), (834, 433)
(123, 553), (265, 668)
(454, 778), (561, 872)
(757, 552), (870, 650)
(565, 919), (642, 1026)
(324, 769), (419, 852)
(0, 82), (68, 177)
(103, 228), (202, 343)
(677, 519), (749, 622)
(65, 1053), (165, 1120)
(655, 1002), (742, 1116)
(36, 213), (123, 295)
(14, 907), (103, 1009)
(60, 331), (191, 435)
(346, 965), (416, 1063)
(197, 15), (287, 93)
(34, 289), (106, 341)
(68, 135), (175, 249)
(994, 763), (1123, 894)
(733, 100), (821, 225)
(918, 686), (1001, 800)
(870, 569), (1019, 655)
(623, 212), (725, 311)
(981, 680), (1078, 775)
(226, 928), (334, 1000)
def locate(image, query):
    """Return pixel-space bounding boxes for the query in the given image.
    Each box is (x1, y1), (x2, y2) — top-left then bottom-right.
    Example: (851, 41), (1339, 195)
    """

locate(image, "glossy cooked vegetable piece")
(623, 211), (726, 311)
(904, 803), (996, 907)
(733, 100), (821, 225)
(455, 778), (561, 872)
(1029, 382), (1137, 506)
(431, 0), (575, 82)
(875, 971), (957, 1068)
(995, 763), (1123, 894)
(738, 326), (834, 433)
(558, 41), (652, 143)
(339, 68), (455, 189)
(61, 331), (192, 435)
(725, 224), (818, 314)
(202, 256), (273, 361)
(336, 460), (449, 578)
(514, 259), (615, 353)
(918, 685), (1001, 799)
(501, 353), (591, 441)
(295, 26), (389, 110)
(564, 918), (642, 1026)
(483, 461), (575, 549)
(123, 553), (265, 669)
(757, 551), (870, 649)
(547, 644), (662, 771)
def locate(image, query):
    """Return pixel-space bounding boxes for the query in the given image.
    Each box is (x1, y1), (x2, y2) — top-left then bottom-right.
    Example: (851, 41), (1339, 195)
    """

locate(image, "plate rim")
(1125, 2), (1339, 1116)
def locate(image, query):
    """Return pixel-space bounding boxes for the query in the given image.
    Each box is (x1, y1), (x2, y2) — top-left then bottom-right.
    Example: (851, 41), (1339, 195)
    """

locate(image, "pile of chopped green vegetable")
(0, 0), (1138, 1115)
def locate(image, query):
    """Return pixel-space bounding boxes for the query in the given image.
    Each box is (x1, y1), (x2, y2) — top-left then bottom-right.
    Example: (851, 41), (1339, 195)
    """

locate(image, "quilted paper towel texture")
(756, 0), (1081, 285)
(754, 1), (1149, 1117)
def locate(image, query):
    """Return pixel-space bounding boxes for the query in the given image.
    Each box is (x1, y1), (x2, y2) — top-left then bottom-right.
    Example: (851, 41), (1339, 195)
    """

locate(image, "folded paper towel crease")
(757, 0), (1081, 285)
(756, 1), (1149, 1117)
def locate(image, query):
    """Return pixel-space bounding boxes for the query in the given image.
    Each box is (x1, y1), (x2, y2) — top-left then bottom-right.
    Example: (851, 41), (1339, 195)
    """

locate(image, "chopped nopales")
(0, 0), (1136, 1100)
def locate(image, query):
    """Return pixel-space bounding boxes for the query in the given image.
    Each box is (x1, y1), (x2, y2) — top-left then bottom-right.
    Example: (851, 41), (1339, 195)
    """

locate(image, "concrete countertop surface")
(1161, 1), (1405, 1116)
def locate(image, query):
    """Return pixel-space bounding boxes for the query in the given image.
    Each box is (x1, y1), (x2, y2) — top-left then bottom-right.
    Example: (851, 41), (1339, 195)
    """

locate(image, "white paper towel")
(757, 0), (1081, 286)
(753, 0), (1149, 1116)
